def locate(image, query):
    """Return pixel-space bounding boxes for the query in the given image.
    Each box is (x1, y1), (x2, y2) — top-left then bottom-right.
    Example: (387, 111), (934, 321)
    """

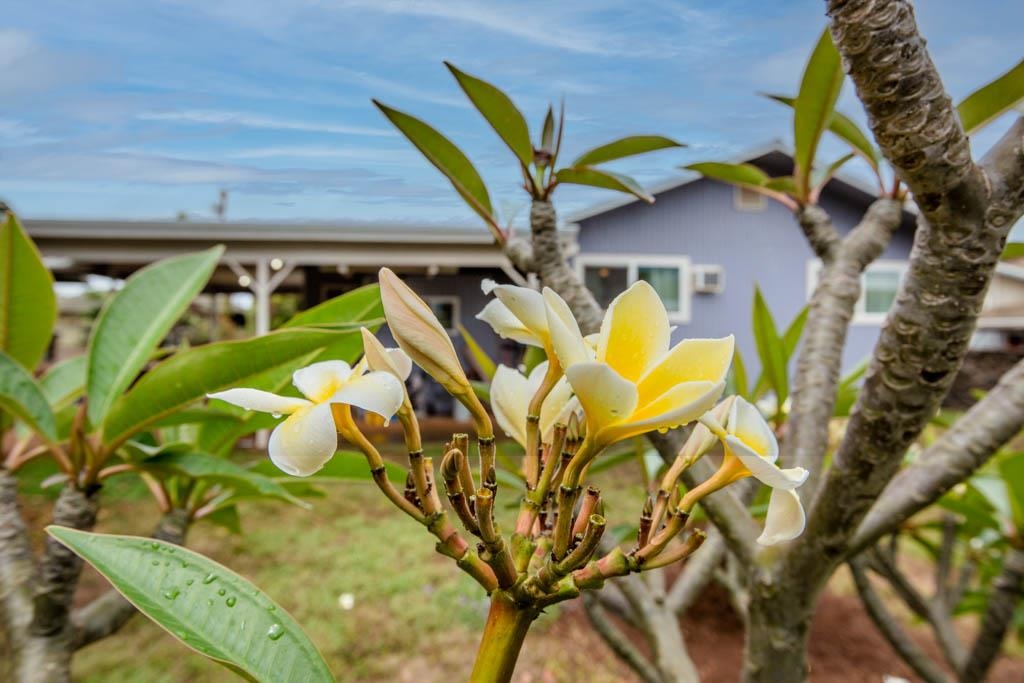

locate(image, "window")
(734, 186), (766, 212)
(806, 260), (907, 324)
(577, 255), (691, 321)
(424, 296), (459, 333)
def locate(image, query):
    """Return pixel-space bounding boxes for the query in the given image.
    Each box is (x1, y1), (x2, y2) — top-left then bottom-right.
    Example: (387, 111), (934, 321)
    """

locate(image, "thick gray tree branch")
(796, 204), (841, 263)
(666, 526), (726, 614)
(788, 198), (902, 493)
(797, 0), (1024, 582)
(850, 558), (952, 683)
(71, 509), (190, 650)
(0, 470), (38, 650)
(581, 592), (662, 683)
(961, 547), (1024, 683)
(850, 357), (1024, 555)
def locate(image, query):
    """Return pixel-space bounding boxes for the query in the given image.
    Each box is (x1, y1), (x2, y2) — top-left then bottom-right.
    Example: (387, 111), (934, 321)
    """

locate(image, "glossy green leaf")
(751, 287), (789, 409)
(752, 304), (807, 399)
(0, 214), (56, 371)
(87, 247), (223, 428)
(142, 451), (307, 508)
(281, 284), (382, 330)
(765, 94), (879, 169)
(764, 176), (800, 195)
(1002, 242), (1024, 260)
(457, 323), (496, 381)
(39, 354), (86, 410)
(572, 135), (684, 167)
(374, 101), (497, 229)
(729, 348), (749, 399)
(102, 329), (340, 449)
(684, 162), (770, 189)
(47, 526), (334, 683)
(998, 452), (1024, 529)
(201, 505), (242, 535)
(834, 358), (868, 417)
(446, 62), (533, 168)
(555, 167), (652, 203)
(540, 106), (555, 153)
(0, 351), (57, 442)
(793, 29), (844, 196)
(958, 59), (1024, 134)
(812, 153), (856, 194)
(248, 450), (406, 485)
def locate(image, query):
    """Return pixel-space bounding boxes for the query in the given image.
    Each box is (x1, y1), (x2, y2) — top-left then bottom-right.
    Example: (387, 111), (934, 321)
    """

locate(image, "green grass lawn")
(61, 446), (646, 682)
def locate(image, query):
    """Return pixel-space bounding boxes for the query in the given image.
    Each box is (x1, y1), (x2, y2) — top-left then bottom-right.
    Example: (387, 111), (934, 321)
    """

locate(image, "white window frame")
(423, 295), (460, 334)
(575, 254), (692, 323)
(693, 264), (726, 294)
(734, 185), (766, 212)
(806, 259), (908, 325)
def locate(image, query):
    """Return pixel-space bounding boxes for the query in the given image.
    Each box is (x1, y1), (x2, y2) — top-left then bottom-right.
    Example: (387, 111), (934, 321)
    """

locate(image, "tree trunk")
(741, 575), (817, 683)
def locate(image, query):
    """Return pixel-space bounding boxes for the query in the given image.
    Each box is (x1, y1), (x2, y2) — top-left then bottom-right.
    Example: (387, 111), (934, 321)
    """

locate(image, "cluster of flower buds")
(209, 267), (809, 604)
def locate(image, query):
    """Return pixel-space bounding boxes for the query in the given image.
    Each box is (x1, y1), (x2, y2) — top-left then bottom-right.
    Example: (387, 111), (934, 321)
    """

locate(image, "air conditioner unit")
(693, 265), (725, 294)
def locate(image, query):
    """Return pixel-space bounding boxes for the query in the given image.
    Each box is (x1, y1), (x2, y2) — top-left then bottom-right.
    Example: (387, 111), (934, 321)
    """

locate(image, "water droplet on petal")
(266, 623), (284, 641)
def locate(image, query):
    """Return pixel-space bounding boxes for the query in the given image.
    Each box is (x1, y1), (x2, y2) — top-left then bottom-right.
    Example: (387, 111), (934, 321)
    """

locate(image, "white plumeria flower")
(490, 361), (576, 448)
(208, 361), (404, 477)
(476, 279), (551, 349)
(545, 280), (733, 449)
(718, 397), (809, 546)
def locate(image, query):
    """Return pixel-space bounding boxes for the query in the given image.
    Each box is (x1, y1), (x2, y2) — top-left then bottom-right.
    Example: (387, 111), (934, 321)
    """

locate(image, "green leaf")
(540, 106), (555, 153)
(958, 59), (1024, 135)
(101, 329), (340, 449)
(0, 351), (57, 442)
(571, 135), (684, 167)
(998, 452), (1024, 529)
(457, 324), (496, 381)
(39, 354), (86, 410)
(751, 286), (789, 409)
(834, 358), (868, 417)
(248, 451), (406, 485)
(142, 451), (308, 508)
(373, 100), (497, 229)
(0, 214), (56, 371)
(812, 153), (856, 194)
(764, 176), (800, 195)
(445, 62), (533, 168)
(555, 167), (652, 203)
(282, 284), (382, 330)
(765, 94), (879, 170)
(46, 526), (334, 683)
(752, 304), (807, 399)
(730, 347), (749, 399)
(1002, 242), (1024, 260)
(684, 162), (770, 189)
(86, 247), (223, 428)
(793, 29), (844, 197)
(201, 505), (242, 535)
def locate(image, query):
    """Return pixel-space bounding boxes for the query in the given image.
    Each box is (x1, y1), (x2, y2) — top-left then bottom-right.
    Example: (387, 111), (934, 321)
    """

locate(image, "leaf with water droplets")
(46, 526), (333, 683)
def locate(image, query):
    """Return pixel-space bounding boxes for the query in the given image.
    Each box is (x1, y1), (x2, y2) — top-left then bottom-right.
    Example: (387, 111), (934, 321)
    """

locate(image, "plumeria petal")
(361, 327), (413, 381)
(207, 388), (310, 415)
(293, 361), (353, 403)
(637, 336), (734, 406)
(539, 376), (575, 441)
(268, 403), (338, 476)
(758, 488), (806, 546)
(492, 285), (549, 337)
(543, 288), (590, 368)
(490, 364), (530, 446)
(476, 299), (543, 347)
(728, 396), (779, 462)
(725, 436), (808, 489)
(330, 370), (404, 419)
(565, 362), (638, 436)
(597, 281), (670, 381)
(602, 381), (722, 443)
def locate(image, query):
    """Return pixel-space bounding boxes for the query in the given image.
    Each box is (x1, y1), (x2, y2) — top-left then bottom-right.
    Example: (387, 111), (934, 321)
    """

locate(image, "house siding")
(574, 175), (916, 373)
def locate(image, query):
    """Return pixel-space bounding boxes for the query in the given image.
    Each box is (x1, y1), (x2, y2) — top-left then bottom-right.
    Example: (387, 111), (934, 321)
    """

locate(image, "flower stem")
(469, 592), (539, 683)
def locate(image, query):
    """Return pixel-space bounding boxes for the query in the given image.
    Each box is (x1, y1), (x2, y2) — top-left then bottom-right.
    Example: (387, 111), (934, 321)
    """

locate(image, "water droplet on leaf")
(266, 623), (284, 641)
(225, 596), (237, 607)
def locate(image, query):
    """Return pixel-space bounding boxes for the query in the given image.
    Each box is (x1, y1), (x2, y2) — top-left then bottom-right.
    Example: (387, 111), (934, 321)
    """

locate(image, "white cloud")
(136, 109), (394, 137)
(228, 145), (415, 164)
(0, 118), (57, 146)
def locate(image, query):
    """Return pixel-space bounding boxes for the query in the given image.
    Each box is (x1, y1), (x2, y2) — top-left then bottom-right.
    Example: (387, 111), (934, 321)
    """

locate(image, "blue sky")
(2, 1), (1022, 226)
